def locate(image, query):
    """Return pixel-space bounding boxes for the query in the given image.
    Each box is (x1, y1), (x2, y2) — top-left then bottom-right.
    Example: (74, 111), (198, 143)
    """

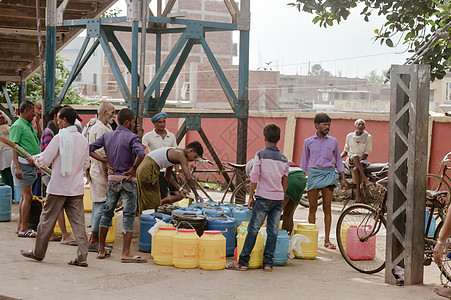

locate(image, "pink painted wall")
(79, 112), (450, 182)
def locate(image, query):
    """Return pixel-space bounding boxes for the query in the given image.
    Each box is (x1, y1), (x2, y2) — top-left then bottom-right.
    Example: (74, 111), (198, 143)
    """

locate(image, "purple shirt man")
(300, 113), (347, 250)
(89, 126), (145, 182)
(300, 134), (345, 173)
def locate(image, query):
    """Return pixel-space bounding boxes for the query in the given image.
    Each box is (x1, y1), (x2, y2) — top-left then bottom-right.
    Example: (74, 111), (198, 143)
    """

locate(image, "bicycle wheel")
(336, 204), (386, 274)
(299, 191), (323, 208)
(427, 174), (451, 196)
(230, 180), (250, 205)
(434, 221), (451, 282)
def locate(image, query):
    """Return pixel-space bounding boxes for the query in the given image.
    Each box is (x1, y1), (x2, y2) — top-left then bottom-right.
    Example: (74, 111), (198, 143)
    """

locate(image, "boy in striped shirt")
(227, 123), (289, 271)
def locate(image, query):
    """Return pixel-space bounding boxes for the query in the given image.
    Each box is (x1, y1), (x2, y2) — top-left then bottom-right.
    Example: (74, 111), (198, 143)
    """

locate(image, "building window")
(75, 73), (82, 82)
(430, 89), (435, 102)
(288, 85), (294, 93)
(93, 73), (97, 92)
(342, 93), (347, 100)
(447, 83), (451, 100)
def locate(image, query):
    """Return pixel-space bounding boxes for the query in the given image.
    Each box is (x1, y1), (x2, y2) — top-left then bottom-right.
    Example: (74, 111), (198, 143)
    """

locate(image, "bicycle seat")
(365, 163), (388, 174)
(426, 190), (449, 199)
(227, 162), (247, 169)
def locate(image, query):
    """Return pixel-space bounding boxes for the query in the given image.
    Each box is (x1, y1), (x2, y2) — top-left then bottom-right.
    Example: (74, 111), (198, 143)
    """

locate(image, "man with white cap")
(142, 112), (184, 205)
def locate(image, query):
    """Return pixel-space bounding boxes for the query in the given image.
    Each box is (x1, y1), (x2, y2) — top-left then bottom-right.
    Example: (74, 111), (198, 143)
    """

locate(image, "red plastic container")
(345, 225), (376, 261)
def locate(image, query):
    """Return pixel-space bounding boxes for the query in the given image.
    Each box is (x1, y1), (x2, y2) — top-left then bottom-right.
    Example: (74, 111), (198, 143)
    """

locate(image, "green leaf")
(386, 38), (394, 47)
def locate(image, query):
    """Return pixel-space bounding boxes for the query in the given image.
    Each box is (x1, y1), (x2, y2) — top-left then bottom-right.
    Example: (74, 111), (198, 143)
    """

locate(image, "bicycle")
(335, 177), (451, 279)
(427, 152), (451, 198)
(187, 159), (250, 204)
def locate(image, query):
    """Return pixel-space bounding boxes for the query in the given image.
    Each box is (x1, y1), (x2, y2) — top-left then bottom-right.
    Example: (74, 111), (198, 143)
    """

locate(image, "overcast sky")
(111, 0), (411, 78)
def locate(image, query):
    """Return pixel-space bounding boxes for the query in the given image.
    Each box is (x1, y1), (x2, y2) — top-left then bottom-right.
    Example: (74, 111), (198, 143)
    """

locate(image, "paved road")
(0, 194), (445, 300)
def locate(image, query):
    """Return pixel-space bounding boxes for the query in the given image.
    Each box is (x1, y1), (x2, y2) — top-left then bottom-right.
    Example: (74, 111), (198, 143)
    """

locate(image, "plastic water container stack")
(0, 184), (11, 222)
(139, 211), (172, 253)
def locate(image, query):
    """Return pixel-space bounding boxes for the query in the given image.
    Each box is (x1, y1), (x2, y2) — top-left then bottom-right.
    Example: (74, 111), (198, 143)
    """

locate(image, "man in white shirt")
(21, 106), (90, 267)
(86, 102), (115, 252)
(341, 119), (373, 203)
(142, 112), (184, 205)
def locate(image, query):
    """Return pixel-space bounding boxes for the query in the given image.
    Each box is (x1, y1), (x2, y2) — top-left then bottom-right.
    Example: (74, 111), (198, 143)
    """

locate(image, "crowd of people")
(0, 101), (384, 271)
(2, 101), (203, 267)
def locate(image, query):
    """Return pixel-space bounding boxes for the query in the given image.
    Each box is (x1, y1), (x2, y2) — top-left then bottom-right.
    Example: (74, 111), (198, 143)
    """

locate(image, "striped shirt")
(40, 128), (54, 152)
(250, 146), (289, 201)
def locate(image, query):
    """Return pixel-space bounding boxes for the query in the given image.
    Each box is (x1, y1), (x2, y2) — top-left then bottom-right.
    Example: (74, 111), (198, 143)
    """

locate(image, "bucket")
(231, 206), (252, 231)
(425, 207), (436, 238)
(202, 206), (232, 217)
(54, 211), (73, 235)
(273, 229), (290, 266)
(27, 196), (43, 231)
(105, 214), (117, 243)
(346, 225), (376, 261)
(199, 230), (226, 270)
(236, 221), (249, 234)
(156, 204), (178, 216)
(293, 223), (318, 259)
(236, 227), (264, 269)
(84, 187), (92, 212)
(0, 185), (11, 222)
(139, 213), (172, 253)
(172, 208), (202, 215)
(172, 213), (206, 237)
(205, 214), (236, 256)
(340, 222), (360, 251)
(173, 228), (199, 269)
(153, 227), (177, 265)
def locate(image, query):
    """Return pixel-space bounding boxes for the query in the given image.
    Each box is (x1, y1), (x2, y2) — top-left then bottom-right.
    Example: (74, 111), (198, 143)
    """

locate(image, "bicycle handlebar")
(444, 152), (451, 162)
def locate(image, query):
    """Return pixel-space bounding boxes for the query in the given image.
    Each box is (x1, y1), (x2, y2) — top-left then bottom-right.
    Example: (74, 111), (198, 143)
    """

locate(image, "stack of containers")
(205, 214), (236, 256)
(139, 212), (172, 253)
(199, 230), (226, 270)
(173, 229), (199, 268)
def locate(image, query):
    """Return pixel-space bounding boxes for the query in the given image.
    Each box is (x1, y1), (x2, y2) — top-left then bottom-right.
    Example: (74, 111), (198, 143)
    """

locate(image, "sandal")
(121, 256), (147, 263)
(20, 249), (43, 261)
(97, 249), (112, 259)
(226, 262), (248, 271)
(61, 240), (77, 246)
(263, 265), (273, 272)
(68, 259), (88, 267)
(324, 241), (337, 250)
(17, 230), (37, 238)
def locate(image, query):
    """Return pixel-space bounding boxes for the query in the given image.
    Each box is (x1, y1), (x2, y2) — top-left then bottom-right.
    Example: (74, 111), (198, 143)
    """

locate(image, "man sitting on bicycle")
(341, 119), (373, 203)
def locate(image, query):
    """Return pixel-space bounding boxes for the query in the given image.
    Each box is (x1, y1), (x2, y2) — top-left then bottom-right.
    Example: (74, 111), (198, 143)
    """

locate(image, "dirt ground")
(0, 193), (446, 300)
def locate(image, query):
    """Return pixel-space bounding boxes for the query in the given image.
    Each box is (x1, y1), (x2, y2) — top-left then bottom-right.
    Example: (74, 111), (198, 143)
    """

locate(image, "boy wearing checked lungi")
(301, 113), (347, 250)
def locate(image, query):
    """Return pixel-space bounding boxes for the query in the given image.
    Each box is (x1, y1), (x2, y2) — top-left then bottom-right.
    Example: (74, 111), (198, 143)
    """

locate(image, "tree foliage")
(364, 69), (387, 85)
(288, 0), (451, 81)
(309, 64), (332, 76)
(0, 55), (85, 105)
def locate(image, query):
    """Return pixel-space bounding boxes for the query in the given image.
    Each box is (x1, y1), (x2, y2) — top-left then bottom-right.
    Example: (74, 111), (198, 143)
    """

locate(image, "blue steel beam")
(99, 29), (132, 105)
(45, 25), (57, 115)
(1, 83), (16, 117)
(155, 33), (162, 101)
(200, 37), (237, 111)
(100, 25), (235, 35)
(56, 36), (91, 103)
(157, 39), (195, 111)
(237, 30), (250, 118)
(105, 30), (146, 92)
(131, 21), (139, 114)
(18, 82), (26, 109)
(63, 16), (237, 31)
(144, 32), (188, 106)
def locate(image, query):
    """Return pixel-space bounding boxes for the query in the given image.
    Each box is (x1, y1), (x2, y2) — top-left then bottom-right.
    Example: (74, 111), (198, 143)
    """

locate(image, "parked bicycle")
(336, 177), (451, 279)
(427, 152), (451, 198)
(187, 159), (250, 204)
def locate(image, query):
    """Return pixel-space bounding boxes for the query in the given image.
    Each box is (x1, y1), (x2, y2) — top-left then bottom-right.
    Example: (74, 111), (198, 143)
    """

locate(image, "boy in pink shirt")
(227, 124), (288, 271)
